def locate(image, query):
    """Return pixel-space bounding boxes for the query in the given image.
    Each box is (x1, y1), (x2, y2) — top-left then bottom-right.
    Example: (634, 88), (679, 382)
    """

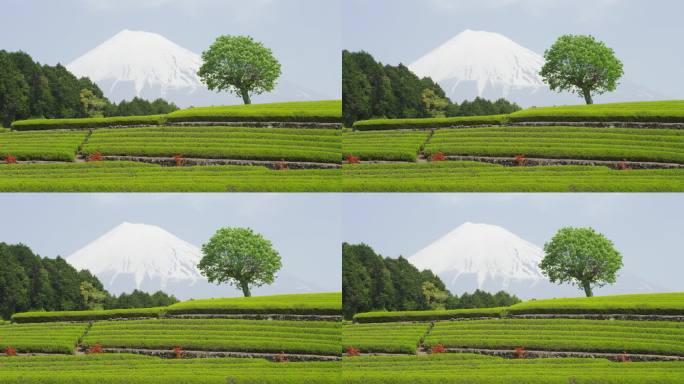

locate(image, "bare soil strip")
(100, 156), (340, 169)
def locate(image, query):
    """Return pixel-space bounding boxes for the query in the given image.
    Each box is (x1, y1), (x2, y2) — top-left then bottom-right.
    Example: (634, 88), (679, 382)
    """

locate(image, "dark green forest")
(0, 50), (178, 127)
(342, 50), (521, 126)
(342, 243), (520, 319)
(0, 243), (177, 319)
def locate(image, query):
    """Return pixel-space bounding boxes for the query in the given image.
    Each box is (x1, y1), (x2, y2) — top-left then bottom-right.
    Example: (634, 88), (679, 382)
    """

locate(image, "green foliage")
(343, 322), (429, 354)
(353, 307), (505, 323)
(79, 281), (106, 310)
(83, 126), (341, 163)
(343, 130), (430, 161)
(0, 322), (87, 353)
(0, 161), (341, 192)
(541, 227), (623, 297)
(11, 115), (165, 131)
(541, 35), (624, 104)
(353, 114), (507, 130)
(510, 100), (684, 123)
(0, 52), (30, 126)
(424, 126), (684, 164)
(198, 35), (281, 105)
(508, 292), (684, 315)
(342, 354), (684, 383)
(79, 89), (107, 118)
(105, 290), (178, 310)
(167, 292), (341, 315)
(165, 100), (341, 123)
(0, 354), (342, 383)
(199, 228), (282, 297)
(341, 162), (684, 192)
(425, 318), (684, 356)
(0, 130), (88, 161)
(342, 243), (449, 319)
(104, 97), (178, 117)
(83, 319), (340, 356)
(11, 307), (165, 323)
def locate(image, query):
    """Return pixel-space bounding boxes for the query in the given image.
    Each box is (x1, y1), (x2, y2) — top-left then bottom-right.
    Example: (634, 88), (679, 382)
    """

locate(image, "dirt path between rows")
(439, 348), (684, 362)
(89, 348), (340, 361)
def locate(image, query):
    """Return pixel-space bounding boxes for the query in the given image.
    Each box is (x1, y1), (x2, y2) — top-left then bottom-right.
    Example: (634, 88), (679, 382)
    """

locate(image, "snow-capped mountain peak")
(66, 222), (203, 290)
(67, 29), (203, 97)
(408, 222), (545, 288)
(409, 29), (546, 96)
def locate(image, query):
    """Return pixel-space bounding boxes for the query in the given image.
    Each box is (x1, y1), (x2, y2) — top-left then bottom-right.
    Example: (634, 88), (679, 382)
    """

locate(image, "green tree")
(540, 35), (624, 104)
(421, 88), (449, 117)
(79, 89), (107, 117)
(199, 227), (282, 297)
(421, 281), (449, 309)
(79, 281), (106, 310)
(541, 227), (623, 297)
(198, 35), (281, 105)
(0, 53), (30, 126)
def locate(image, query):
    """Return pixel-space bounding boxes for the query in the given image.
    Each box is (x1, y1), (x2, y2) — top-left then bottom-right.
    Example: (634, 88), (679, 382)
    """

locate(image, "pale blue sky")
(342, 193), (684, 291)
(0, 0), (341, 98)
(0, 194), (342, 291)
(343, 0), (684, 98)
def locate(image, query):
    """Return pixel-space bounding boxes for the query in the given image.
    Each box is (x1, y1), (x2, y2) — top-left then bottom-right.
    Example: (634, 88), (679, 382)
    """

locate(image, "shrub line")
(86, 348), (342, 361)
(437, 348), (684, 362)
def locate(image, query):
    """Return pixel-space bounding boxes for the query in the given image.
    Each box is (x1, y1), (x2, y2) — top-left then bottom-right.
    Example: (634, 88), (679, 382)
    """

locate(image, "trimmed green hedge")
(353, 307), (505, 323)
(352, 115), (507, 131)
(11, 307), (166, 323)
(166, 100), (342, 123)
(167, 292), (341, 316)
(508, 292), (684, 315)
(509, 100), (684, 123)
(11, 115), (166, 131)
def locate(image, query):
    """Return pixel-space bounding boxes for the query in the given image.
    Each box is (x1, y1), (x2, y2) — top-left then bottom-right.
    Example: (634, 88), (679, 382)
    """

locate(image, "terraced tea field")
(508, 100), (684, 123)
(83, 127), (341, 163)
(425, 319), (684, 356)
(0, 354), (341, 383)
(0, 130), (88, 161)
(342, 354), (684, 383)
(165, 100), (341, 123)
(341, 162), (684, 191)
(0, 322), (88, 354)
(353, 307), (504, 323)
(342, 322), (428, 354)
(508, 292), (684, 315)
(83, 318), (340, 355)
(0, 162), (340, 192)
(342, 130), (430, 161)
(167, 292), (341, 315)
(425, 126), (684, 164)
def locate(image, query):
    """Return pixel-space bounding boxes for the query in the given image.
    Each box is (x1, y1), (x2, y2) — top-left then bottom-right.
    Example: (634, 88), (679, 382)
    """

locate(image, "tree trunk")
(239, 281), (251, 297)
(582, 280), (593, 297)
(582, 89), (593, 105)
(240, 89), (252, 105)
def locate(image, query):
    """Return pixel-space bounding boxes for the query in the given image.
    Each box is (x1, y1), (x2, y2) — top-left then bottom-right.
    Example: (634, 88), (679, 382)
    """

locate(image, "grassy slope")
(0, 130), (88, 161)
(342, 130), (430, 161)
(167, 292), (341, 315)
(0, 322), (88, 353)
(508, 292), (684, 315)
(343, 322), (429, 354)
(353, 307), (504, 323)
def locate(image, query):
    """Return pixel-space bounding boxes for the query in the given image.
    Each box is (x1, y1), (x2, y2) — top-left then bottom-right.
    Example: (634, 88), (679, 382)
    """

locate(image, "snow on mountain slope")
(409, 222), (545, 289)
(410, 29), (545, 96)
(66, 29), (327, 107)
(66, 222), (203, 291)
(408, 29), (665, 106)
(68, 30), (203, 97)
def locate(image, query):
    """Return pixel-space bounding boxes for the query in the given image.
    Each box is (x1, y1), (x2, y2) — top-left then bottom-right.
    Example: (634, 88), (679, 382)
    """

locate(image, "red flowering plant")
(430, 152), (446, 162)
(88, 343), (103, 354)
(345, 155), (360, 164)
(275, 351), (289, 363)
(4, 154), (17, 164)
(514, 347), (527, 359)
(275, 159), (289, 170)
(345, 346), (360, 357)
(617, 352), (630, 363)
(617, 160), (630, 170)
(88, 152), (103, 162)
(173, 346), (184, 359)
(173, 154), (185, 167)
(4, 346), (17, 356)
(515, 154), (527, 167)
(430, 344), (446, 354)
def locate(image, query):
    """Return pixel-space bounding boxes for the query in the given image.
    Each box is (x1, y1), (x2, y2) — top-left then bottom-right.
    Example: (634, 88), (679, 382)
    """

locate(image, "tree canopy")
(199, 227), (282, 297)
(342, 50), (521, 126)
(0, 242), (178, 319)
(198, 35), (281, 105)
(540, 34), (624, 104)
(541, 227), (623, 297)
(342, 243), (520, 319)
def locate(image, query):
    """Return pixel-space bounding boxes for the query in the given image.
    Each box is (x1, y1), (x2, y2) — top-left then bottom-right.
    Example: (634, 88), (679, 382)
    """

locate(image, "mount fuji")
(66, 29), (327, 108)
(409, 29), (666, 107)
(66, 222), (318, 300)
(408, 222), (662, 299)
